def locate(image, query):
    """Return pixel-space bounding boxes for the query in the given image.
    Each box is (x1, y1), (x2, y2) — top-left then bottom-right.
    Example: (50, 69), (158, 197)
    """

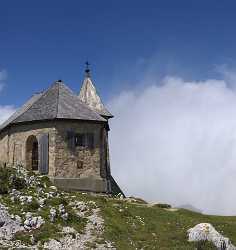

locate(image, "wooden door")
(39, 133), (49, 174)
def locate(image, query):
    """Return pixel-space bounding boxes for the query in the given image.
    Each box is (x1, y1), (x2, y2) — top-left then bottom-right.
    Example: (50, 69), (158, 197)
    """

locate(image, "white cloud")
(109, 73), (236, 215)
(0, 70), (15, 125)
(0, 105), (15, 124)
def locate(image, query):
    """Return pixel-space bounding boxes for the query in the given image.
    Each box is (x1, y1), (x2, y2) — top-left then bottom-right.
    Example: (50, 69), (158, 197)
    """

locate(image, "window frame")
(74, 133), (94, 149)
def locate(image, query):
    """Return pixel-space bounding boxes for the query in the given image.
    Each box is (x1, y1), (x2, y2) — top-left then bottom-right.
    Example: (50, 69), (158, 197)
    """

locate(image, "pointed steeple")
(78, 63), (113, 119)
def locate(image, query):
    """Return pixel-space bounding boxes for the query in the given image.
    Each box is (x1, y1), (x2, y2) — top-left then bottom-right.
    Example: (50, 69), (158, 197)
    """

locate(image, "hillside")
(0, 165), (235, 249)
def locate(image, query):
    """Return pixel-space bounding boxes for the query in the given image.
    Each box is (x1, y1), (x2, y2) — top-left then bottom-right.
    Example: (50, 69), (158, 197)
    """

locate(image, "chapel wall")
(0, 122), (56, 176)
(0, 130), (9, 164)
(54, 120), (107, 179)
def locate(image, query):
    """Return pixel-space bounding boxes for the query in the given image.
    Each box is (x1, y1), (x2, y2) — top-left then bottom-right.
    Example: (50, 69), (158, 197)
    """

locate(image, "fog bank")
(109, 75), (236, 215)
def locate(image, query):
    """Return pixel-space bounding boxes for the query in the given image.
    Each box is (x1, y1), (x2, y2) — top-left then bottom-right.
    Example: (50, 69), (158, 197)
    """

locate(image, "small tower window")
(87, 133), (94, 149)
(75, 134), (85, 147)
(67, 130), (76, 151)
(75, 133), (94, 149)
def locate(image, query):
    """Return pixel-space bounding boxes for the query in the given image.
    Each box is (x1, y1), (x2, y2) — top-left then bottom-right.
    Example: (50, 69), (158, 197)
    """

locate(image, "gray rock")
(59, 204), (66, 214)
(24, 219), (31, 227)
(61, 212), (68, 221)
(36, 216), (44, 228)
(38, 197), (46, 207)
(50, 208), (57, 222)
(27, 196), (33, 203)
(14, 215), (22, 224)
(25, 212), (32, 219)
(0, 204), (24, 240)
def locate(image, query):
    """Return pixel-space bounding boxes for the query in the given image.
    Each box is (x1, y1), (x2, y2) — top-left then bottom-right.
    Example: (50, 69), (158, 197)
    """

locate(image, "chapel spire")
(78, 63), (113, 119)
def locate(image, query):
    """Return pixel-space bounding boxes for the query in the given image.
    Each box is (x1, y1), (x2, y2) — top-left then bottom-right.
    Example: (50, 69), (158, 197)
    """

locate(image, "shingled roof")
(0, 81), (106, 131)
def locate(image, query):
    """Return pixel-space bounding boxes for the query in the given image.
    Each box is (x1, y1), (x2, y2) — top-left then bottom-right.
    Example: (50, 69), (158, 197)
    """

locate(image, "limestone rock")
(0, 204), (24, 240)
(24, 213), (44, 230)
(188, 223), (236, 250)
(49, 208), (57, 222)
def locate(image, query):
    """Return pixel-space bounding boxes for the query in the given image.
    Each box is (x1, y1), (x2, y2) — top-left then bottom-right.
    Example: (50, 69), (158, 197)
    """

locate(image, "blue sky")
(1, 0), (236, 106)
(3, 1), (236, 214)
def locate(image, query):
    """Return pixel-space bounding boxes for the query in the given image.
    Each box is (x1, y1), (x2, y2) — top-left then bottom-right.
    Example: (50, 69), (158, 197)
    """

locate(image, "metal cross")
(85, 61), (90, 70)
(85, 61), (91, 76)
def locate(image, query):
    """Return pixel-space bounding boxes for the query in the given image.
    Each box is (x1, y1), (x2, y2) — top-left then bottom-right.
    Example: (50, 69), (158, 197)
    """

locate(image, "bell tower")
(78, 62), (113, 119)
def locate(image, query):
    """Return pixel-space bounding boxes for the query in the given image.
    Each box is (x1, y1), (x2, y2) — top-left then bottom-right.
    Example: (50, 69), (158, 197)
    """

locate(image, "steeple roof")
(78, 76), (113, 118)
(0, 80), (106, 131)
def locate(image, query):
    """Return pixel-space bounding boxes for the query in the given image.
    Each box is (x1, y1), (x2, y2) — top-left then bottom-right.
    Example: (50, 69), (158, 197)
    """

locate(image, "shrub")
(0, 181), (9, 194)
(39, 176), (52, 187)
(0, 166), (28, 193)
(0, 166), (12, 194)
(10, 176), (26, 190)
(153, 203), (171, 209)
(0, 166), (12, 181)
(14, 232), (32, 245)
(129, 196), (147, 204)
(30, 223), (60, 243)
(46, 197), (68, 207)
(25, 199), (40, 211)
(65, 211), (87, 233)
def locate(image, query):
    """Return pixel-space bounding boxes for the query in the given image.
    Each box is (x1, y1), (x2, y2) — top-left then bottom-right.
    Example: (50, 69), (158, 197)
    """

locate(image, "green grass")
(14, 223), (61, 245)
(0, 166), (235, 249)
(94, 198), (235, 250)
(45, 196), (68, 207)
(64, 192), (223, 249)
(65, 192), (235, 249)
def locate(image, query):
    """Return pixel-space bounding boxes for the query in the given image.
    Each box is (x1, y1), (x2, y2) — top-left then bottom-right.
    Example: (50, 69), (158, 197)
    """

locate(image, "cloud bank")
(0, 70), (15, 125)
(109, 73), (236, 215)
(0, 105), (15, 125)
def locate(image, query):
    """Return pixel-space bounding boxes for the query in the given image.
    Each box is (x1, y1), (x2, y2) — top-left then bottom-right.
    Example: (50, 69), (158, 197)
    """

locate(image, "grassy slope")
(0, 166), (235, 249)
(75, 193), (236, 250)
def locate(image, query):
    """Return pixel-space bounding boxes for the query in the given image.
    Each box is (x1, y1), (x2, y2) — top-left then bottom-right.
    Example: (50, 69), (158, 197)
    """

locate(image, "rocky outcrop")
(44, 205), (114, 249)
(188, 223), (236, 250)
(0, 204), (24, 240)
(0, 165), (115, 249)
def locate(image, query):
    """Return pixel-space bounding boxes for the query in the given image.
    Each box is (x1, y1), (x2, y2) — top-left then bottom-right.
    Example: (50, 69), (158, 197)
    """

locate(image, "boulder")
(188, 223), (236, 250)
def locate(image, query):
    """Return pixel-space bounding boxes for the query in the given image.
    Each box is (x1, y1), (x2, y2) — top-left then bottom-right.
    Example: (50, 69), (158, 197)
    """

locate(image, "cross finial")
(85, 61), (91, 77)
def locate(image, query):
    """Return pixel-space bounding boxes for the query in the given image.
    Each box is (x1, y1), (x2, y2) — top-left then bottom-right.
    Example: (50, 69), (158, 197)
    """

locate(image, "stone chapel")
(0, 67), (122, 195)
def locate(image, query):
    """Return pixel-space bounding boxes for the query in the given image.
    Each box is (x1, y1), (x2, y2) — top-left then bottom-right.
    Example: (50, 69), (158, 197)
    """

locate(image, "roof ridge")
(0, 92), (43, 131)
(55, 82), (60, 118)
(10, 92), (45, 124)
(56, 82), (106, 121)
(11, 83), (56, 124)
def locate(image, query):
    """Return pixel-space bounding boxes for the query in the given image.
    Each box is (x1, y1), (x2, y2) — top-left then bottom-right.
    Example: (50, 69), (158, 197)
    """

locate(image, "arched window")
(26, 135), (39, 171)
